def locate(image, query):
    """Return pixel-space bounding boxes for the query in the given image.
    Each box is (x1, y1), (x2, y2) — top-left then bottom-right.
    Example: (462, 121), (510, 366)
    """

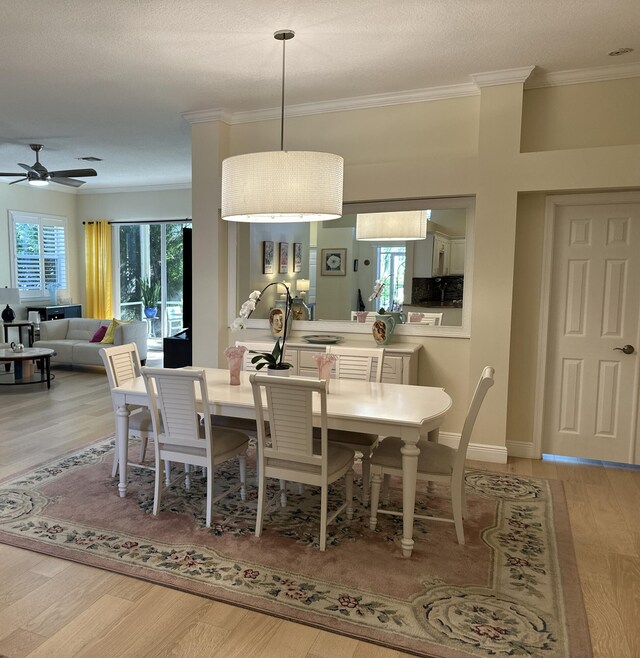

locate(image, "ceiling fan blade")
(0, 172), (26, 176)
(9, 177), (27, 185)
(18, 162), (40, 175)
(49, 168), (97, 178)
(50, 176), (85, 188)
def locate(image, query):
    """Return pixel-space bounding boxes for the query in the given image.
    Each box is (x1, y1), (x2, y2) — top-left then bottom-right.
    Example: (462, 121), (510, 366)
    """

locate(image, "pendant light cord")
(280, 36), (286, 151)
(274, 29), (294, 151)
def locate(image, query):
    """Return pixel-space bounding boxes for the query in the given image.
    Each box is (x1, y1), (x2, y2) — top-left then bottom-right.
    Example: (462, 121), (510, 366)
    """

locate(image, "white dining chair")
(100, 343), (168, 478)
(321, 345), (385, 505)
(250, 373), (354, 551)
(141, 367), (249, 528)
(369, 366), (494, 544)
(408, 312), (443, 325)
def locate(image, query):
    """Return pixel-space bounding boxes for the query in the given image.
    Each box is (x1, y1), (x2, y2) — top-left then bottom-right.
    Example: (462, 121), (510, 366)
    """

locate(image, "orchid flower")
(230, 282), (294, 370)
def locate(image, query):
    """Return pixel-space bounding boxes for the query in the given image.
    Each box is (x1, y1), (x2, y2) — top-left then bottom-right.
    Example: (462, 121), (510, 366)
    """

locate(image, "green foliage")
(250, 340), (292, 370)
(138, 278), (160, 309)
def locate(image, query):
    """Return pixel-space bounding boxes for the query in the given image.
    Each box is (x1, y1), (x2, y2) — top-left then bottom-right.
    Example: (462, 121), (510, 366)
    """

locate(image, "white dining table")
(110, 367), (452, 558)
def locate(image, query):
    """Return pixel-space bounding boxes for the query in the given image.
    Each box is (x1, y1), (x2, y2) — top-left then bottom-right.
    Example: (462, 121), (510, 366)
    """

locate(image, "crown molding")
(77, 182), (192, 195)
(228, 82), (480, 124)
(182, 62), (639, 128)
(181, 108), (232, 124)
(471, 66), (536, 88)
(526, 60), (640, 88)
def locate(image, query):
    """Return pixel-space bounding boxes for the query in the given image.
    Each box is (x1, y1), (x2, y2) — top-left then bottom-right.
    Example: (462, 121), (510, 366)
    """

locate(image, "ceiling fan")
(0, 144), (97, 188)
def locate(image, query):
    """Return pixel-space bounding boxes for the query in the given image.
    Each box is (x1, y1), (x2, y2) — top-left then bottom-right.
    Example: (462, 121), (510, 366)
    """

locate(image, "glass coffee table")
(0, 348), (56, 389)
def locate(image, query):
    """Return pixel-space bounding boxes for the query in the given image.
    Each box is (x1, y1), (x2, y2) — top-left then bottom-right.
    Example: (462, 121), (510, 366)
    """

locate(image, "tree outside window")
(376, 245), (406, 311)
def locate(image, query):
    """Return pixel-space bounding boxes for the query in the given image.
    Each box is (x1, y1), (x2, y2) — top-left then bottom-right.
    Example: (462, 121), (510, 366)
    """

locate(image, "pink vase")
(356, 311), (368, 323)
(228, 355), (243, 385)
(317, 362), (333, 392)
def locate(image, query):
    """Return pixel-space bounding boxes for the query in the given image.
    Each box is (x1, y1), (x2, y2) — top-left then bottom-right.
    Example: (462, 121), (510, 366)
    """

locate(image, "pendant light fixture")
(356, 210), (428, 241)
(221, 30), (344, 223)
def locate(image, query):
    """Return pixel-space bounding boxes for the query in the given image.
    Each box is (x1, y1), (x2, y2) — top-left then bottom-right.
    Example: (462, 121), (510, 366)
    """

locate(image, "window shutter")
(10, 213), (68, 298)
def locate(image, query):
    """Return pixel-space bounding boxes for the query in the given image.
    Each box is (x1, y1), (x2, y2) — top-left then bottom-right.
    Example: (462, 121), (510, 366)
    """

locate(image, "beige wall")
(192, 76), (640, 447)
(0, 185), (191, 318)
(4, 76), (639, 452)
(522, 78), (640, 152)
(77, 188), (191, 221)
(0, 185), (79, 317)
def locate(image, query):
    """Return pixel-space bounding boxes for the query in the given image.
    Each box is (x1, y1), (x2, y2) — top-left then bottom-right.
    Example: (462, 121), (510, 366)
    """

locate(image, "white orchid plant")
(231, 282), (293, 370)
(368, 276), (390, 313)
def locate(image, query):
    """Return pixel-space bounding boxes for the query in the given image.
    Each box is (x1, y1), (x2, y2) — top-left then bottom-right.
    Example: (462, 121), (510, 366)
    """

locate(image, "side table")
(0, 348), (56, 389)
(3, 321), (34, 347)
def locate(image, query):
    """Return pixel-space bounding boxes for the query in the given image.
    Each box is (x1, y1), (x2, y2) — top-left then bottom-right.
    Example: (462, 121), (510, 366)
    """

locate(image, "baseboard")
(506, 440), (537, 459)
(438, 432), (508, 464)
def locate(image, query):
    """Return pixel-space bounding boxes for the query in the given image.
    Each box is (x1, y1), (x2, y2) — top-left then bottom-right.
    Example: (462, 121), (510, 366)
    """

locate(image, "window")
(9, 211), (68, 299)
(376, 245), (406, 311)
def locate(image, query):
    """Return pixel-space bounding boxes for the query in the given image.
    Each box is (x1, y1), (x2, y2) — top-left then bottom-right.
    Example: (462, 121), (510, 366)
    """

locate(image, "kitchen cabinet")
(449, 238), (466, 275)
(413, 232), (451, 277)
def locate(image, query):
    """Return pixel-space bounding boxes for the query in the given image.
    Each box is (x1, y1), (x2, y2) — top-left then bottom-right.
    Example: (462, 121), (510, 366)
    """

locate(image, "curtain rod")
(83, 218), (192, 225)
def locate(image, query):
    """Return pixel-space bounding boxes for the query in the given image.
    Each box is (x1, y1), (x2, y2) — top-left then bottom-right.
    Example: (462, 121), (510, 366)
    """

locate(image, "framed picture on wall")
(293, 242), (302, 273)
(279, 242), (289, 273)
(321, 248), (347, 276)
(263, 241), (275, 274)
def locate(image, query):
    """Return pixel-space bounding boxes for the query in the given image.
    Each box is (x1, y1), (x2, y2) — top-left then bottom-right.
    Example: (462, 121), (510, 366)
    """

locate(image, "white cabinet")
(236, 339), (421, 384)
(432, 234), (450, 276)
(449, 238), (466, 275)
(413, 232), (451, 277)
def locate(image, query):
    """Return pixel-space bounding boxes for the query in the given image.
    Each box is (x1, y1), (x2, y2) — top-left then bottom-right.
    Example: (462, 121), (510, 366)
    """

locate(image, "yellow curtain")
(85, 220), (113, 319)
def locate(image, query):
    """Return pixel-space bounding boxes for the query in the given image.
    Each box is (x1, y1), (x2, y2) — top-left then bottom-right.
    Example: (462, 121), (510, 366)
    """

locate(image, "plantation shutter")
(10, 212), (68, 297)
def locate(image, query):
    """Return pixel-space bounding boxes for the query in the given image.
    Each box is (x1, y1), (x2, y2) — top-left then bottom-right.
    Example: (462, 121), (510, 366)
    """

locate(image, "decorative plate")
(301, 334), (344, 345)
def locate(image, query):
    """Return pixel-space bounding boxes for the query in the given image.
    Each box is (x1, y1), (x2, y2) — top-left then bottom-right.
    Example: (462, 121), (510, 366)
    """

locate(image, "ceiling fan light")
(222, 150), (343, 222)
(356, 210), (427, 241)
(28, 178), (49, 187)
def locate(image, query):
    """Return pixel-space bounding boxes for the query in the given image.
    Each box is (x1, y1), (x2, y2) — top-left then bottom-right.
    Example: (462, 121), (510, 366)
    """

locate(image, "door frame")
(532, 190), (640, 460)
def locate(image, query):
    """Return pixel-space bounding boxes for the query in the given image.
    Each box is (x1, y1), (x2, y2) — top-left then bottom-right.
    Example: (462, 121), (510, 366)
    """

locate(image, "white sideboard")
(236, 337), (421, 384)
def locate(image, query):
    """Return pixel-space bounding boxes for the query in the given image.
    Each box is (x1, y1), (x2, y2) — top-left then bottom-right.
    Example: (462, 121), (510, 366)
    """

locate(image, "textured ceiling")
(0, 0), (638, 190)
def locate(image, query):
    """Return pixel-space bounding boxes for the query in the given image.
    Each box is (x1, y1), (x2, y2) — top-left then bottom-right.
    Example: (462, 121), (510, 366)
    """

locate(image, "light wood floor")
(1, 365), (639, 657)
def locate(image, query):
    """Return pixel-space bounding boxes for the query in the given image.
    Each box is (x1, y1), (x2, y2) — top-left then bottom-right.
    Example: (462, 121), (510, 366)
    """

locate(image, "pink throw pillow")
(90, 325), (108, 343)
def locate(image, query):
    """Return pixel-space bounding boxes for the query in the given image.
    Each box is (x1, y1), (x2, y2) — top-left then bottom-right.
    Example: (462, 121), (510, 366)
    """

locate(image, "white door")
(544, 202), (640, 463)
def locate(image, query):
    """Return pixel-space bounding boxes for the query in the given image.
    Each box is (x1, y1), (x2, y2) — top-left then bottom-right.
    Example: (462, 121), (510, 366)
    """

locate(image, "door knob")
(613, 345), (635, 355)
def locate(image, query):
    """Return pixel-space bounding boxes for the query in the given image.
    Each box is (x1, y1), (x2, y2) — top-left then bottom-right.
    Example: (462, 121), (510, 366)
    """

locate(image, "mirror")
(231, 197), (474, 333)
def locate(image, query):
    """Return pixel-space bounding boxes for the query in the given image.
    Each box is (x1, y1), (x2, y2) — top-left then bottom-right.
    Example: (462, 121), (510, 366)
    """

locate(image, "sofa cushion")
(35, 340), (80, 362)
(66, 319), (103, 341)
(90, 325), (108, 343)
(101, 319), (129, 345)
(72, 342), (107, 366)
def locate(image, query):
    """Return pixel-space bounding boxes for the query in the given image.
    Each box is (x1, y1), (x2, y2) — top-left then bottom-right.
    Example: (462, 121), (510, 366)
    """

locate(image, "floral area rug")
(0, 437), (591, 657)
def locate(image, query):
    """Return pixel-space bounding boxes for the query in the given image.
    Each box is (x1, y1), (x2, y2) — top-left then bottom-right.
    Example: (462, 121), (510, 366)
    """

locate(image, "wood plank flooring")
(1, 364), (639, 657)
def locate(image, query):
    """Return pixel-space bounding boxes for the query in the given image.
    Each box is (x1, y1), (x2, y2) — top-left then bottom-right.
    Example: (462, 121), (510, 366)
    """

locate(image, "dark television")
(163, 227), (192, 367)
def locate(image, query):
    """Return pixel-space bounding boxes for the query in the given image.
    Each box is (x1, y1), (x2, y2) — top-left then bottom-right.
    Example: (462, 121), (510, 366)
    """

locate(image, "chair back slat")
(251, 374), (328, 471)
(265, 384), (315, 456)
(142, 367), (210, 450)
(327, 345), (385, 383)
(100, 343), (142, 390)
(454, 366), (495, 469)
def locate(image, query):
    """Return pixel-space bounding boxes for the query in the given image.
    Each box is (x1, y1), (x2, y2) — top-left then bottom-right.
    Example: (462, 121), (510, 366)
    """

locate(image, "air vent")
(608, 47), (634, 57)
(77, 156), (103, 162)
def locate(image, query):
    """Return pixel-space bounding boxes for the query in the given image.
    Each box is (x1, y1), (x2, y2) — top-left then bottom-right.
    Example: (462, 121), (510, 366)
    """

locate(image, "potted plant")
(231, 283), (294, 373)
(138, 278), (160, 319)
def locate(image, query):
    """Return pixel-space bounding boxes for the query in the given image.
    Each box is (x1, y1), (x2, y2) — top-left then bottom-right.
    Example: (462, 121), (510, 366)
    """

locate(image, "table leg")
(116, 404), (131, 497)
(401, 439), (420, 558)
(45, 356), (51, 389)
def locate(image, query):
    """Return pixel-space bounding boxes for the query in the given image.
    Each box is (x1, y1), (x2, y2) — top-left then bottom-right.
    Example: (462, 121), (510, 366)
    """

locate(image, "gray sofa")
(34, 318), (148, 367)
